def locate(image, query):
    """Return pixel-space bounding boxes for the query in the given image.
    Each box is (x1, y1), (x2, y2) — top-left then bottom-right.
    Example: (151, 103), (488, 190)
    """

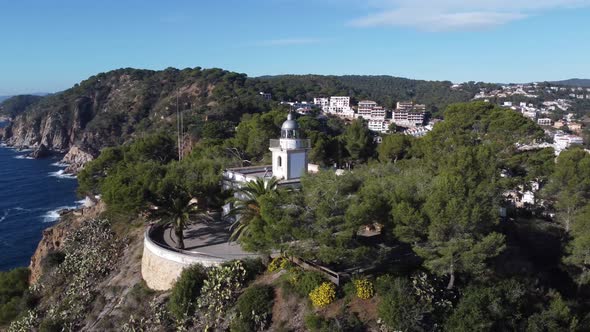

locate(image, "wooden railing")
(291, 256), (342, 285)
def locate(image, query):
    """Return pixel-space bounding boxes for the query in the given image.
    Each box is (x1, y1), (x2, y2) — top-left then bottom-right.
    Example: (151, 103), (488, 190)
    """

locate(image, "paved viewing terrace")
(149, 221), (258, 261)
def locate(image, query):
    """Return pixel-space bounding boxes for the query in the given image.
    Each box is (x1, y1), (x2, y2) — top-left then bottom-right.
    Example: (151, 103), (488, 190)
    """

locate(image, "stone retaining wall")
(141, 229), (226, 291)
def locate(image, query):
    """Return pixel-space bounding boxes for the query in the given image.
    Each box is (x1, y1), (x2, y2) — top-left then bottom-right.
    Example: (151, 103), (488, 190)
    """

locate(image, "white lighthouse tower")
(269, 112), (311, 180)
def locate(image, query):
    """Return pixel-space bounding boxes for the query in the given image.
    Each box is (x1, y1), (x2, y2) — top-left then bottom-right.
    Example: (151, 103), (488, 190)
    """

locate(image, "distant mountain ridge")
(550, 79), (590, 88)
(0, 95), (44, 118)
(0, 67), (272, 156)
(0, 93), (51, 103)
(0, 67), (491, 162)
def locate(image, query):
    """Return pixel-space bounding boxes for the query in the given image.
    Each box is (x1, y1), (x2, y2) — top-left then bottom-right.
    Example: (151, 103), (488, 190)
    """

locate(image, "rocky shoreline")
(0, 126), (94, 175)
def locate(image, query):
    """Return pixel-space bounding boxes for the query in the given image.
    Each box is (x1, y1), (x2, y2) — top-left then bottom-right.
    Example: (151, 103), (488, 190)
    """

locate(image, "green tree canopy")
(543, 148), (590, 232)
(378, 134), (414, 163)
(342, 118), (375, 164)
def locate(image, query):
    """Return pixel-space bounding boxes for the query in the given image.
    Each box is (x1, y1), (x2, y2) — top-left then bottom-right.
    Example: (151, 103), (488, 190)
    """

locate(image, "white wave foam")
(42, 209), (62, 223)
(0, 210), (8, 223)
(77, 198), (92, 208)
(41, 205), (78, 223)
(14, 155), (33, 160)
(41, 199), (86, 223)
(51, 162), (69, 168)
(48, 170), (76, 179)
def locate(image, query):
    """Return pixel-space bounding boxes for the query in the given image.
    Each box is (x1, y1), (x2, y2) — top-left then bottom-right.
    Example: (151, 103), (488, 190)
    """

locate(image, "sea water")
(0, 144), (80, 271)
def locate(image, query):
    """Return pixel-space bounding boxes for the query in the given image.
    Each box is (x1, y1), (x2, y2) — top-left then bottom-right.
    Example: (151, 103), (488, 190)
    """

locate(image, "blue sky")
(1, 0), (590, 95)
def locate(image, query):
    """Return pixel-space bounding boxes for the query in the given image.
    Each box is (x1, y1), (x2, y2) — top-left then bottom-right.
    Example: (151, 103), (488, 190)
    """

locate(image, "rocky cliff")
(29, 200), (106, 284)
(19, 202), (159, 331)
(0, 67), (269, 172)
(62, 145), (96, 174)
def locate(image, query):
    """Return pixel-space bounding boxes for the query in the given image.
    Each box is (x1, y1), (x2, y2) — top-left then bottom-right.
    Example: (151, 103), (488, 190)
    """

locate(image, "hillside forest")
(0, 68), (590, 331)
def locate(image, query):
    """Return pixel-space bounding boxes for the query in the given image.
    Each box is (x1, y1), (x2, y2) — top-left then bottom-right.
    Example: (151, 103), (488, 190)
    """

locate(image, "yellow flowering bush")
(267, 257), (290, 272)
(354, 279), (374, 300)
(309, 282), (336, 308)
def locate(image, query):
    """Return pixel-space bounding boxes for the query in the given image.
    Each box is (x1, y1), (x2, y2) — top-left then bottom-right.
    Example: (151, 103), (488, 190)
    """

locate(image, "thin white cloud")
(350, 0), (590, 31)
(257, 38), (322, 46)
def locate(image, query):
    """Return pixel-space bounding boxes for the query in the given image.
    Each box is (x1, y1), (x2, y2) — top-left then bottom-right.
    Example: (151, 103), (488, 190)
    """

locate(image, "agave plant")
(227, 177), (280, 242)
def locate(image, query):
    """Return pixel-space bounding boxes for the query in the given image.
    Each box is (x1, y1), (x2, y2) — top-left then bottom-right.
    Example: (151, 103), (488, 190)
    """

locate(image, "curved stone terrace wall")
(142, 225), (240, 290)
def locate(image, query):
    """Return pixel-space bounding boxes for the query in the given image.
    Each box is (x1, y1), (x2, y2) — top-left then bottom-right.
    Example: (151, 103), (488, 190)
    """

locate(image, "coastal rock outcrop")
(4, 111), (70, 150)
(0, 68), (225, 165)
(61, 145), (95, 174)
(0, 125), (7, 140)
(29, 201), (106, 284)
(30, 143), (51, 159)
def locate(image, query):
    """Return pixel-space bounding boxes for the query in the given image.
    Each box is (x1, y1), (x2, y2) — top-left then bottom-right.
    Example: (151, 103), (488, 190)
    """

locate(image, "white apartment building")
(326, 96), (354, 117)
(313, 98), (330, 110)
(357, 101), (387, 120)
(329, 96), (351, 111)
(554, 133), (584, 150)
(396, 101), (415, 111)
(392, 102), (426, 127)
(408, 112), (425, 126)
(521, 109), (538, 120)
(368, 119), (391, 133)
(392, 110), (425, 127)
(358, 100), (378, 118)
(370, 106), (387, 120)
(259, 92), (272, 100)
(537, 118), (553, 126)
(413, 104), (426, 112)
(315, 96), (355, 118)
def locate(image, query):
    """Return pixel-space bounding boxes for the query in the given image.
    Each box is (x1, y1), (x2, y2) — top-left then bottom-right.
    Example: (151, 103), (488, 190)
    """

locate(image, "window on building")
(278, 156), (282, 167)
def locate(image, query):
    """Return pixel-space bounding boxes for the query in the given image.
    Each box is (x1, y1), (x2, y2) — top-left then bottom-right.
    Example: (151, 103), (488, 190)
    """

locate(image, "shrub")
(42, 251), (66, 269)
(290, 270), (325, 297)
(240, 258), (266, 282)
(304, 313), (330, 331)
(375, 274), (396, 295)
(6, 310), (38, 332)
(378, 277), (427, 331)
(354, 278), (374, 300)
(339, 312), (364, 332)
(168, 264), (207, 321)
(38, 318), (64, 332)
(309, 282), (336, 308)
(39, 219), (124, 329)
(305, 312), (364, 332)
(198, 260), (247, 329)
(0, 267), (30, 325)
(342, 281), (356, 301)
(267, 257), (290, 272)
(231, 285), (275, 332)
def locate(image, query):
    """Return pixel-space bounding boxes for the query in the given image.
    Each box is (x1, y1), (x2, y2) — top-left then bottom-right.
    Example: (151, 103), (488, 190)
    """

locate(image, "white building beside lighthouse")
(222, 112), (312, 190)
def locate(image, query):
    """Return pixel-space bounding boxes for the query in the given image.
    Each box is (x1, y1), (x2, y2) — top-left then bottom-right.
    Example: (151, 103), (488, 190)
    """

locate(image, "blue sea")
(0, 138), (80, 271)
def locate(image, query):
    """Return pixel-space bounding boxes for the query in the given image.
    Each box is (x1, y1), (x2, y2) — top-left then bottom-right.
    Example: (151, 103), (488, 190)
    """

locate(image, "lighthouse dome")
(281, 112), (299, 131)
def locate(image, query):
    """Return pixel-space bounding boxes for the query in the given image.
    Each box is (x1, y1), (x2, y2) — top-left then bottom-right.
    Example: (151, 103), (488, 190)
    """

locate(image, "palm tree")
(227, 177), (280, 242)
(151, 189), (206, 250)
